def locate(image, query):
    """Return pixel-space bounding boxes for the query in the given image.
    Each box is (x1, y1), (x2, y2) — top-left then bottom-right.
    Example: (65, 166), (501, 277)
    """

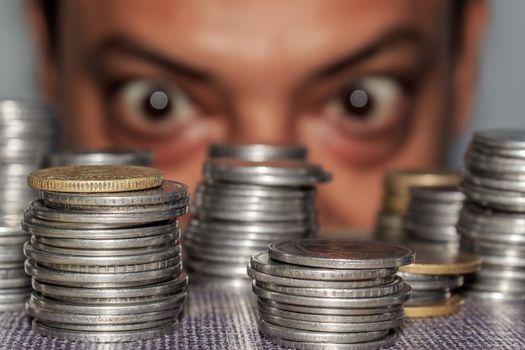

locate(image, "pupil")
(342, 85), (373, 118)
(142, 88), (172, 120)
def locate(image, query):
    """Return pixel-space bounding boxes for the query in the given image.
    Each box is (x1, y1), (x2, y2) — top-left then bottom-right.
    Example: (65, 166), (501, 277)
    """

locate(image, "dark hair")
(40, 0), (467, 53)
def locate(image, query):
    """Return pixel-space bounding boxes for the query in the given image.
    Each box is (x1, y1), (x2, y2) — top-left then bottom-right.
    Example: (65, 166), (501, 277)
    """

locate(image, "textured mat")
(0, 283), (524, 350)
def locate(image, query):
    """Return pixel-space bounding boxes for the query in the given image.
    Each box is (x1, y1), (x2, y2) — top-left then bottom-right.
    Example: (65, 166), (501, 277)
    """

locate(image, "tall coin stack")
(48, 149), (153, 167)
(0, 100), (54, 312)
(375, 170), (460, 243)
(248, 239), (414, 350)
(399, 186), (480, 317)
(185, 144), (330, 280)
(22, 165), (190, 342)
(459, 129), (525, 300)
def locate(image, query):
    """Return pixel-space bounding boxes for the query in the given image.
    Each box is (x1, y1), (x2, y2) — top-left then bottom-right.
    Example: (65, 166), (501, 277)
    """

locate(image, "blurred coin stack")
(459, 129), (525, 300)
(185, 144), (330, 280)
(375, 170), (460, 243)
(0, 100), (55, 312)
(48, 149), (153, 167)
(249, 240), (414, 350)
(398, 247), (480, 318)
(404, 186), (465, 250)
(22, 165), (190, 342)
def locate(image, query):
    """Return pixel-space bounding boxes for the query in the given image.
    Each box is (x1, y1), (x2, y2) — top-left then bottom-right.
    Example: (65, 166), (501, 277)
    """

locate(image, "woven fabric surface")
(0, 283), (524, 350)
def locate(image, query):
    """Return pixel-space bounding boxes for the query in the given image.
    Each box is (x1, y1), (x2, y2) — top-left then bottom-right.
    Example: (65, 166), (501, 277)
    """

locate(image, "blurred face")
(32, 0), (485, 231)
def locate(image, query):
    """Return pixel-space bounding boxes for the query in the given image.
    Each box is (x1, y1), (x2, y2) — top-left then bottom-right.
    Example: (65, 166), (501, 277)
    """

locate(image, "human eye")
(108, 79), (200, 138)
(320, 75), (411, 134)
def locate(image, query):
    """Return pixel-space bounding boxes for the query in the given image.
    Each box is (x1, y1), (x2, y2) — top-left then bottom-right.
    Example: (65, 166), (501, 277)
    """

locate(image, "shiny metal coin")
(0, 277), (31, 289)
(464, 289), (525, 301)
(32, 320), (177, 343)
(253, 282), (412, 308)
(196, 206), (314, 222)
(473, 129), (525, 150)
(461, 180), (525, 211)
(268, 239), (414, 269)
(190, 218), (313, 235)
(0, 268), (26, 279)
(259, 312), (403, 333)
(404, 222), (458, 242)
(397, 273), (464, 290)
(476, 266), (525, 281)
(256, 277), (403, 299)
(0, 234), (29, 245)
(41, 318), (177, 332)
(30, 199), (187, 224)
(258, 298), (403, 316)
(258, 301), (404, 323)
(247, 267), (395, 288)
(185, 259), (247, 278)
(184, 242), (254, 263)
(0, 302), (25, 312)
(25, 259), (181, 287)
(258, 318), (389, 343)
(258, 327), (397, 350)
(39, 257), (180, 274)
(408, 290), (451, 306)
(249, 252), (397, 281)
(410, 186), (464, 203)
(23, 215), (179, 239)
(466, 173), (525, 192)
(208, 143), (307, 161)
(46, 196), (190, 213)
(470, 277), (525, 294)
(204, 159), (331, 186)
(32, 231), (178, 250)
(186, 233), (270, 250)
(196, 182), (315, 199)
(32, 273), (187, 301)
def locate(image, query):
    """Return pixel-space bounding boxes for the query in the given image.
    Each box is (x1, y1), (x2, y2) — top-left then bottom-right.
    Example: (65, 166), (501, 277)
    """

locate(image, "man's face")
(35, 0), (483, 230)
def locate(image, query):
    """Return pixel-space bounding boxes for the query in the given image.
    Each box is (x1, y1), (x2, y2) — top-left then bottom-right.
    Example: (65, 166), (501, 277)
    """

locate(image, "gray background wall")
(0, 1), (523, 166)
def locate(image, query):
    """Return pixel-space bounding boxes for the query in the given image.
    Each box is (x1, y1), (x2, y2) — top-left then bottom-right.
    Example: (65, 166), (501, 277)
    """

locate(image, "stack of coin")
(375, 170), (460, 243)
(398, 245), (480, 318)
(48, 149), (153, 167)
(404, 186), (465, 249)
(248, 239), (414, 349)
(185, 145), (330, 280)
(208, 143), (308, 161)
(0, 100), (55, 312)
(22, 165), (190, 342)
(459, 129), (525, 300)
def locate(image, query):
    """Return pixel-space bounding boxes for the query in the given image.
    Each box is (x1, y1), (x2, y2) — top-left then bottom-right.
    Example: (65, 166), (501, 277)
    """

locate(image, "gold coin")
(404, 294), (464, 318)
(382, 195), (410, 214)
(400, 251), (481, 275)
(27, 165), (163, 193)
(384, 170), (460, 196)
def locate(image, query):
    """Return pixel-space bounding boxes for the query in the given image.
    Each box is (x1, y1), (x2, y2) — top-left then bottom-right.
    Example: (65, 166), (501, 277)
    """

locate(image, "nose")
(227, 93), (296, 145)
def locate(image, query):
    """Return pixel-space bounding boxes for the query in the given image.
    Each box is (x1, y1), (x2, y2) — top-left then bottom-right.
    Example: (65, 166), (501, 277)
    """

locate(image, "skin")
(28, 0), (487, 232)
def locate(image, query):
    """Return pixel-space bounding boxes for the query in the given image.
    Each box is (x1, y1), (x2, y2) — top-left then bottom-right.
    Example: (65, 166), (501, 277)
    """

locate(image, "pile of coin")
(48, 149), (152, 167)
(404, 186), (465, 249)
(375, 170), (460, 243)
(398, 245), (480, 318)
(0, 100), (54, 312)
(185, 144), (330, 280)
(248, 239), (414, 350)
(459, 129), (525, 300)
(22, 165), (190, 342)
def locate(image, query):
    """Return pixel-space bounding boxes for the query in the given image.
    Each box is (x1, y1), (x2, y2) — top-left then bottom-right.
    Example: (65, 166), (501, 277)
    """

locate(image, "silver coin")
(249, 252), (397, 281)
(32, 320), (177, 343)
(253, 282), (412, 308)
(23, 215), (179, 239)
(30, 200), (187, 225)
(41, 317), (177, 332)
(25, 259), (181, 287)
(184, 240), (259, 258)
(46, 196), (190, 213)
(410, 186), (464, 203)
(256, 277), (403, 299)
(197, 182), (315, 199)
(195, 192), (315, 208)
(0, 276), (31, 289)
(0, 302), (25, 312)
(184, 243), (251, 264)
(186, 232), (270, 250)
(247, 267), (395, 288)
(464, 289), (525, 301)
(258, 298), (404, 316)
(457, 225), (525, 244)
(40, 256), (180, 274)
(208, 143), (307, 161)
(25, 241), (180, 264)
(185, 259), (247, 278)
(0, 234), (29, 246)
(196, 206), (314, 222)
(32, 273), (188, 300)
(473, 130), (525, 149)
(186, 226), (304, 243)
(260, 312), (403, 333)
(257, 319), (389, 343)
(258, 301), (404, 323)
(461, 180), (525, 211)
(259, 328), (397, 350)
(189, 218), (313, 235)
(470, 278), (525, 294)
(408, 290), (451, 306)
(268, 239), (414, 269)
(204, 159), (331, 186)
(466, 173), (525, 192)
(404, 211), (460, 227)
(47, 149), (153, 167)
(476, 266), (525, 281)
(0, 268), (26, 279)
(398, 273), (464, 289)
(27, 302), (182, 325)
(32, 231), (178, 250)
(471, 139), (525, 159)
(29, 292), (185, 315)
(404, 222), (458, 242)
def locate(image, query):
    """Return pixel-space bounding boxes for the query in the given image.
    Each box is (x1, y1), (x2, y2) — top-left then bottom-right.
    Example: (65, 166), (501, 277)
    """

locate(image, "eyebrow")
(310, 27), (429, 81)
(89, 35), (215, 83)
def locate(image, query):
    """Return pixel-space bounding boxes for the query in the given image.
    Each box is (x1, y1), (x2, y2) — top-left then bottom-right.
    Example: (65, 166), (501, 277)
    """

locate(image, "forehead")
(64, 0), (447, 77)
